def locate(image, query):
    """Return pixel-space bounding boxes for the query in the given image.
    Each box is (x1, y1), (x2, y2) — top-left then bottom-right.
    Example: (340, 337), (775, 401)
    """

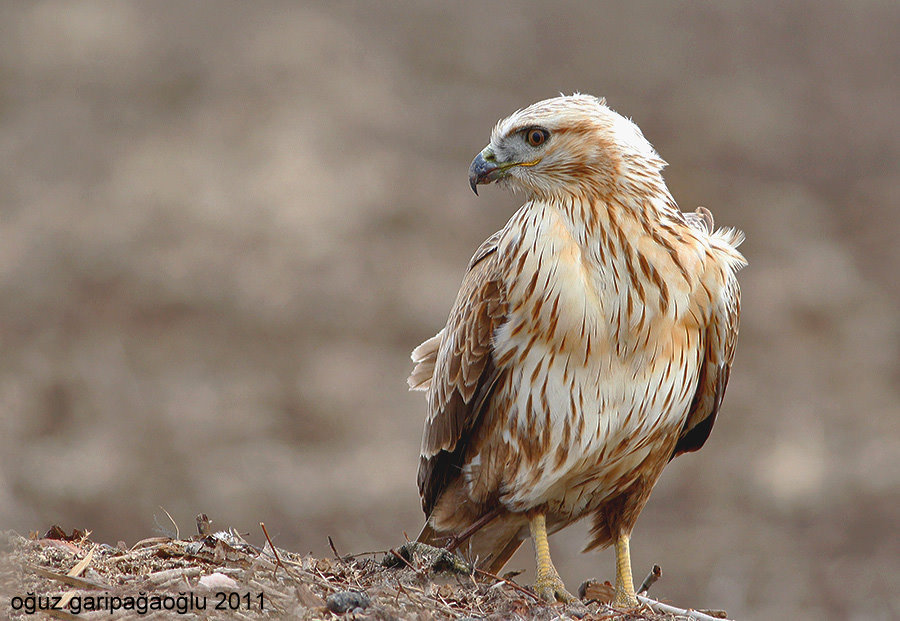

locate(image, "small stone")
(325, 590), (370, 614)
(198, 572), (239, 590)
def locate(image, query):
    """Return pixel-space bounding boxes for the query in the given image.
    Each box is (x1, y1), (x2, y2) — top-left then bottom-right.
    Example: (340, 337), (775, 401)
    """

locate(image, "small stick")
(637, 564), (661, 594)
(338, 549), (389, 560)
(327, 536), (341, 560)
(145, 566), (204, 586)
(638, 595), (733, 621)
(41, 610), (78, 621)
(159, 507), (179, 540)
(473, 566), (540, 602)
(389, 548), (428, 579)
(130, 537), (170, 550)
(58, 545), (97, 611)
(259, 522), (285, 577)
(30, 566), (108, 590)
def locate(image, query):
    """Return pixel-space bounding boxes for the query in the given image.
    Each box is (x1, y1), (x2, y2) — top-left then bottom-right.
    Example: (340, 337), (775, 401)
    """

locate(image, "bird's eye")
(524, 128), (549, 147)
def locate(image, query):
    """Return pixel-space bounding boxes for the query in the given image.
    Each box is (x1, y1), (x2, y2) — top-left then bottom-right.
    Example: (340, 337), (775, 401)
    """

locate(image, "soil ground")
(2, 528), (727, 620)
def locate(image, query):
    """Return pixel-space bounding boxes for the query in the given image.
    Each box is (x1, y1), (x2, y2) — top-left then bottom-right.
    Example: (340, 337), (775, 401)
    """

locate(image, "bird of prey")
(408, 94), (745, 606)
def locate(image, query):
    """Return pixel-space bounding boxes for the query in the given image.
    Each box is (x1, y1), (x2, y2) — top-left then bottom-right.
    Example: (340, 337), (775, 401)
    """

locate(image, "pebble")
(325, 590), (370, 614)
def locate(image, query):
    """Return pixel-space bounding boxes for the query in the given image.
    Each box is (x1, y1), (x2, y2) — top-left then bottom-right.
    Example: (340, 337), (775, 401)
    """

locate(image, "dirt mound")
(1, 526), (728, 620)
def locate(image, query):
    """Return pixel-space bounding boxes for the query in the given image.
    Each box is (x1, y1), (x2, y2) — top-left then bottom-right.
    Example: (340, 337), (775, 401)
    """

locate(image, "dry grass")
(2, 525), (729, 620)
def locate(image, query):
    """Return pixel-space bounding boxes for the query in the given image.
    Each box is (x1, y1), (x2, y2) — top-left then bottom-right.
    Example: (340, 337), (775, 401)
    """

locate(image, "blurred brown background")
(1, 2), (897, 619)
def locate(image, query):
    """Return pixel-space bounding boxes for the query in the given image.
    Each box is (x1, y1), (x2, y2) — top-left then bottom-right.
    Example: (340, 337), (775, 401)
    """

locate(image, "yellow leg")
(613, 532), (638, 607)
(529, 513), (575, 603)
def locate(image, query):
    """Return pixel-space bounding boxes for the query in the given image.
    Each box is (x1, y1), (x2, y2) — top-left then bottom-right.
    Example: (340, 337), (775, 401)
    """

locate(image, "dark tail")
(415, 519), (526, 575)
(416, 522), (439, 545)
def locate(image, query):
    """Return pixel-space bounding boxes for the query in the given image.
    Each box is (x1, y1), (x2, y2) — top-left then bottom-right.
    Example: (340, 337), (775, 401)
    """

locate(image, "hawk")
(408, 94), (745, 606)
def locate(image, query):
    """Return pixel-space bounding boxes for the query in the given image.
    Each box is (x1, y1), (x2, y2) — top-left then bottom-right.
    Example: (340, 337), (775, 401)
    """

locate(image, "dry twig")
(328, 535), (341, 559)
(389, 548), (429, 579)
(259, 521), (288, 579)
(473, 566), (540, 602)
(638, 564), (662, 594)
(144, 566), (203, 587)
(158, 507), (179, 540)
(639, 594), (733, 621)
(28, 566), (109, 590)
(56, 544), (97, 611)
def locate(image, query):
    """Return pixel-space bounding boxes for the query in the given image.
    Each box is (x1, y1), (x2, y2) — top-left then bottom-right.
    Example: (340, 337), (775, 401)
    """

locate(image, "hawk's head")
(469, 94), (665, 200)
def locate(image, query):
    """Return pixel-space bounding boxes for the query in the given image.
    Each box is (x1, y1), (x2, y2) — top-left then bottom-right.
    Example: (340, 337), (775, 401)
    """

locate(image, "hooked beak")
(468, 148), (540, 195)
(468, 149), (498, 196)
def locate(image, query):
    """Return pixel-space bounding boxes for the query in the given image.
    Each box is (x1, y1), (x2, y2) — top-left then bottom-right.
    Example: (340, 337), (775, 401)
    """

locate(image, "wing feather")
(408, 330), (443, 391)
(412, 232), (508, 515)
(672, 268), (741, 458)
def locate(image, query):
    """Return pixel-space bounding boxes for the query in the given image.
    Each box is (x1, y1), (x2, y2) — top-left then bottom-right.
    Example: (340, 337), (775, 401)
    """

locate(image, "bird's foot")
(611, 587), (639, 609)
(533, 572), (576, 603)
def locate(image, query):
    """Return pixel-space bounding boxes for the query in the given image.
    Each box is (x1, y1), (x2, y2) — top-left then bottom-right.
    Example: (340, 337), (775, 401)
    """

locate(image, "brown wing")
(672, 268), (741, 458)
(412, 231), (508, 515)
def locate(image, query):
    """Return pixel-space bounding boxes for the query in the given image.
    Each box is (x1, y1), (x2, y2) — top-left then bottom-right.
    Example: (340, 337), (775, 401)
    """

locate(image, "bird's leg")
(612, 532), (639, 608)
(529, 513), (575, 603)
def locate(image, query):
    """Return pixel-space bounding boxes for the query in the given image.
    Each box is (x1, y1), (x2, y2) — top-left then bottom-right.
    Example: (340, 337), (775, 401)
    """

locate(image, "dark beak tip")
(468, 151), (491, 196)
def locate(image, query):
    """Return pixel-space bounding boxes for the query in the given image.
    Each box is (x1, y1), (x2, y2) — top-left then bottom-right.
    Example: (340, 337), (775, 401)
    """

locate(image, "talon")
(533, 574), (576, 603)
(612, 590), (639, 608)
(529, 513), (575, 603)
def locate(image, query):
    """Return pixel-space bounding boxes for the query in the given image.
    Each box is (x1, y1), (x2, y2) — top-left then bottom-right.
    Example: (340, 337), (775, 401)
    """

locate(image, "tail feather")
(416, 517), (527, 575)
(483, 535), (525, 575)
(416, 522), (439, 545)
